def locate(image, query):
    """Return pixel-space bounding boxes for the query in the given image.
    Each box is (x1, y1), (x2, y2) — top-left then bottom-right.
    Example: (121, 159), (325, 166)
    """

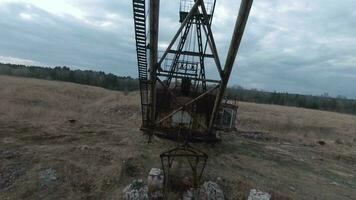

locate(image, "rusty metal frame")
(157, 0), (200, 68)
(156, 78), (212, 131)
(138, 1), (254, 197)
(155, 84), (220, 125)
(160, 143), (208, 196)
(152, 0), (223, 133)
(147, 0), (254, 137)
(199, 2), (224, 79)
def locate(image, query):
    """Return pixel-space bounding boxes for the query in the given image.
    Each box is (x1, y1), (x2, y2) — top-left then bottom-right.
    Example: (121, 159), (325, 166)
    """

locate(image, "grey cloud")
(0, 0), (355, 98)
(0, 2), (137, 75)
(233, 0), (356, 98)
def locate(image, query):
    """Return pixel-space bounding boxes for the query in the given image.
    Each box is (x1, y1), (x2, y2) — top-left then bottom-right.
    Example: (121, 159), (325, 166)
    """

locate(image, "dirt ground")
(0, 75), (355, 200)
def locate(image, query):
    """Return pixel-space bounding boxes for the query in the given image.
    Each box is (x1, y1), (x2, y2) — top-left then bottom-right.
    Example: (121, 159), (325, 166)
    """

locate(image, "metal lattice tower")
(132, 0), (253, 197)
(133, 0), (253, 141)
(159, 0), (216, 93)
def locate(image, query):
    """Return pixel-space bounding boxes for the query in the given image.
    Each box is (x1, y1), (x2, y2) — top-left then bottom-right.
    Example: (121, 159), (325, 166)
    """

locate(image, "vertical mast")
(149, 0), (160, 126)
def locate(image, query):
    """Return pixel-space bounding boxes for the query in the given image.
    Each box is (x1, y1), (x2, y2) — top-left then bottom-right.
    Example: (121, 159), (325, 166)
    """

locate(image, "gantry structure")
(133, 0), (253, 141)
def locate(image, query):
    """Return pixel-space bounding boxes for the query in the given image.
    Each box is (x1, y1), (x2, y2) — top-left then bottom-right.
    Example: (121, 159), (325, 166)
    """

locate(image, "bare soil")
(0, 75), (355, 200)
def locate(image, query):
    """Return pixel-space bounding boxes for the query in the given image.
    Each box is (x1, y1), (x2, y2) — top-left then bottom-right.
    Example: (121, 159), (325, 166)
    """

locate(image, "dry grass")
(0, 75), (355, 200)
(0, 75), (140, 124)
(238, 101), (356, 149)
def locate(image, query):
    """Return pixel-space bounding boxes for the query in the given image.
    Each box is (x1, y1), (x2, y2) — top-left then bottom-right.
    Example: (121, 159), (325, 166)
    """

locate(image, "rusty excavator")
(132, 0), (253, 197)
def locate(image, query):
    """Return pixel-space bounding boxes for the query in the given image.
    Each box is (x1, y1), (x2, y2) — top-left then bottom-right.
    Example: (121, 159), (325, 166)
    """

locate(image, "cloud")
(0, 1), (137, 75)
(0, 56), (43, 66)
(0, 0), (355, 98)
(19, 12), (33, 20)
(233, 0), (356, 98)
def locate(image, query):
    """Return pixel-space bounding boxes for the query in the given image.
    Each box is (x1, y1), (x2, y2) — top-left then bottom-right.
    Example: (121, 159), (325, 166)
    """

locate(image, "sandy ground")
(0, 75), (355, 200)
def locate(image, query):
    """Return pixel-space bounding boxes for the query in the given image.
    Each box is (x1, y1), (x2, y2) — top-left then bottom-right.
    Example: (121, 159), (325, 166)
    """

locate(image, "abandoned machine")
(132, 0), (253, 197)
(133, 0), (252, 142)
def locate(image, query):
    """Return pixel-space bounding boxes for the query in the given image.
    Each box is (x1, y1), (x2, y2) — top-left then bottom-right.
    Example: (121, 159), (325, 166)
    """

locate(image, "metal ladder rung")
(133, 0), (149, 127)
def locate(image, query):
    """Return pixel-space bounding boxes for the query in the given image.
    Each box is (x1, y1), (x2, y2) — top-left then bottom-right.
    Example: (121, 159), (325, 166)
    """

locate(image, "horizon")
(1, 62), (354, 101)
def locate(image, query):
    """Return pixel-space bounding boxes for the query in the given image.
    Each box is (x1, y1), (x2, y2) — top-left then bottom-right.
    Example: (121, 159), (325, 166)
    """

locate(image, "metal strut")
(209, 0), (254, 130)
(166, 18), (194, 87)
(195, 19), (207, 91)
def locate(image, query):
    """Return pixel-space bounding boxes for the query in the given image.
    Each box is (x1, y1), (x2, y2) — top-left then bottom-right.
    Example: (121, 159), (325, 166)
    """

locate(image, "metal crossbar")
(180, 0), (214, 15)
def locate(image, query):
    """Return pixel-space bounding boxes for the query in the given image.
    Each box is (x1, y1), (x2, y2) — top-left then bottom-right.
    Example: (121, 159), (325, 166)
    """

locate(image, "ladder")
(133, 0), (149, 127)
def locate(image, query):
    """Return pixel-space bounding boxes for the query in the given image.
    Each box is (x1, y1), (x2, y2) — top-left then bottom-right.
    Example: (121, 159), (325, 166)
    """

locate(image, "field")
(0, 75), (355, 200)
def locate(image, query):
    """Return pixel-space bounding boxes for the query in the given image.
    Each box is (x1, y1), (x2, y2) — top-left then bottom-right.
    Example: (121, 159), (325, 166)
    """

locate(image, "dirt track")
(0, 75), (355, 200)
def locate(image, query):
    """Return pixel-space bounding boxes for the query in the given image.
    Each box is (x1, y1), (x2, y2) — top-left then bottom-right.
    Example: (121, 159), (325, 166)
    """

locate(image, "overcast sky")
(0, 0), (355, 98)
